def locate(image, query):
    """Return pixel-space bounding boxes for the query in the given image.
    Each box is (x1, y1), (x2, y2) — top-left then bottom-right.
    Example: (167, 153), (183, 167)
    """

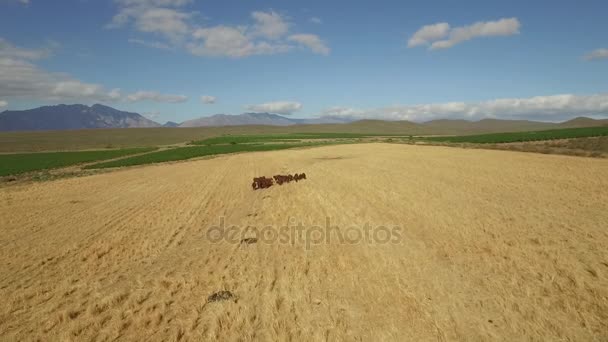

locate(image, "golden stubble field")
(0, 143), (607, 341)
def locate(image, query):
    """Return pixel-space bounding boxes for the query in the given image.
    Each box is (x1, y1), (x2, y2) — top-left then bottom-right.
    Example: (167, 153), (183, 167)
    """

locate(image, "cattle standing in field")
(252, 173), (307, 190)
(272, 173), (306, 185)
(252, 176), (274, 190)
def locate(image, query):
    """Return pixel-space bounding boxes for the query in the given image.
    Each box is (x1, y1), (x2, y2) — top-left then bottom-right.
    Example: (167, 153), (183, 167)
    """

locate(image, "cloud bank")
(0, 37), (187, 104)
(246, 101), (302, 115)
(321, 93), (608, 122)
(200, 95), (216, 104)
(408, 18), (521, 50)
(408, 23), (450, 47)
(126, 91), (187, 103)
(288, 34), (330, 55)
(584, 48), (608, 61)
(108, 1), (329, 57)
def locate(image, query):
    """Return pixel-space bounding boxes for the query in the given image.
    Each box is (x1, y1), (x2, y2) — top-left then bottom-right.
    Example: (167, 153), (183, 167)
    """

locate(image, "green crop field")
(85, 142), (336, 170)
(0, 147), (157, 177)
(0, 125), (417, 153)
(0, 118), (605, 153)
(3, 126), (607, 178)
(423, 126), (608, 144)
(191, 133), (372, 145)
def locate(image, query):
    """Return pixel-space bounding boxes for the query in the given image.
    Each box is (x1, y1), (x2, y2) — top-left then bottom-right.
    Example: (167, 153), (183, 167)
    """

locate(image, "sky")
(0, 0), (607, 124)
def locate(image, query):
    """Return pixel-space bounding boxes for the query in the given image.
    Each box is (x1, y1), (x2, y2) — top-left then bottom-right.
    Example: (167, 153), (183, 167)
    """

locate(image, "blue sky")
(1, 0), (607, 123)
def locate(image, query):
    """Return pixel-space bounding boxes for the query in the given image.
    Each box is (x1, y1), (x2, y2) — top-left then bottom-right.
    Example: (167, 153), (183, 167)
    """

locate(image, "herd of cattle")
(252, 173), (307, 190)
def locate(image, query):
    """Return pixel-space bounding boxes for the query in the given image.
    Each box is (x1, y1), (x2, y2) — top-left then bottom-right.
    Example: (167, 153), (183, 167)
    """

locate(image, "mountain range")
(0, 104), (160, 131)
(0, 104), (606, 132)
(0, 104), (351, 131)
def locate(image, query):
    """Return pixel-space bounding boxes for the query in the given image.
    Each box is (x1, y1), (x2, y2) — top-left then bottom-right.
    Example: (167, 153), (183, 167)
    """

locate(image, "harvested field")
(0, 143), (607, 341)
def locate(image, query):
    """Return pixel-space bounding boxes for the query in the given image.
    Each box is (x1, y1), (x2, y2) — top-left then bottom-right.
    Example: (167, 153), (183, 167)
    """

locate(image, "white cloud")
(584, 48), (608, 61)
(108, 3), (329, 58)
(134, 8), (191, 40)
(107, 0), (194, 41)
(108, 88), (122, 100)
(200, 95), (216, 104)
(0, 55), (119, 101)
(0, 37), (186, 104)
(143, 110), (161, 119)
(128, 38), (172, 50)
(114, 0), (192, 6)
(321, 107), (365, 117)
(288, 34), (330, 55)
(0, 100), (7, 108)
(246, 101), (303, 115)
(320, 93), (608, 122)
(310, 17), (322, 24)
(126, 91), (188, 103)
(251, 11), (289, 40)
(408, 18), (520, 50)
(0, 37), (52, 60)
(189, 25), (291, 57)
(50, 81), (109, 98)
(407, 23), (449, 47)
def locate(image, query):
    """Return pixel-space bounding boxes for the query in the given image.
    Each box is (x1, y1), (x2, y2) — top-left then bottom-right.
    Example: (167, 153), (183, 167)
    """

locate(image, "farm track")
(0, 143), (607, 341)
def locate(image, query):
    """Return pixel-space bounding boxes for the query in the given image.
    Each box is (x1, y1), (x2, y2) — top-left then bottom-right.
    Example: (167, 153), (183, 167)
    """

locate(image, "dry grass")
(0, 143), (607, 341)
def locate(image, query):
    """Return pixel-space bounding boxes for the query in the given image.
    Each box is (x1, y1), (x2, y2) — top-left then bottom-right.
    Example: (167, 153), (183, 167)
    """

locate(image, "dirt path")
(0, 143), (607, 341)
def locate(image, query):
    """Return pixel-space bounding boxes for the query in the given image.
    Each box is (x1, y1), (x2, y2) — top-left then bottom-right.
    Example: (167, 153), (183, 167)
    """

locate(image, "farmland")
(1, 143), (606, 341)
(3, 126), (608, 179)
(0, 123), (607, 341)
(0, 117), (605, 152)
(191, 133), (375, 145)
(0, 147), (156, 177)
(85, 142), (339, 169)
(424, 126), (608, 144)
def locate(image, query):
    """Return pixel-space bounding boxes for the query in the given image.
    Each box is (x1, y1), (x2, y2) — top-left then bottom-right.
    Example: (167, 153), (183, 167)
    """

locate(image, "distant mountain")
(559, 116), (608, 128)
(0, 104), (160, 131)
(179, 112), (352, 127)
(1, 104), (606, 133)
(163, 121), (180, 127)
(282, 117), (608, 136)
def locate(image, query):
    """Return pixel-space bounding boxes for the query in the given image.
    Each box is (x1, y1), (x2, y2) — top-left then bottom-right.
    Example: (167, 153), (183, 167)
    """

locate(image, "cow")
(254, 173), (306, 190)
(252, 176), (274, 190)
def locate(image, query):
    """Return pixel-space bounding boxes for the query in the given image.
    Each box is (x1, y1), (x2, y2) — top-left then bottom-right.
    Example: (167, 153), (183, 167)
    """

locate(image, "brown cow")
(254, 173), (306, 190)
(252, 176), (273, 190)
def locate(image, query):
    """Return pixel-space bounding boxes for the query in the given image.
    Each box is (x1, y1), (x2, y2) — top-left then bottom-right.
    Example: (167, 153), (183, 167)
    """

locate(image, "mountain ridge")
(1, 104), (607, 132)
(0, 104), (160, 131)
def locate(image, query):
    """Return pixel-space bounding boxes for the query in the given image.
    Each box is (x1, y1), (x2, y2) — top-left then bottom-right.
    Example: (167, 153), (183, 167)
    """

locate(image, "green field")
(0, 118), (605, 153)
(423, 126), (608, 144)
(3, 125), (607, 178)
(0, 147), (157, 177)
(85, 142), (334, 170)
(0, 125), (416, 152)
(191, 133), (372, 145)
